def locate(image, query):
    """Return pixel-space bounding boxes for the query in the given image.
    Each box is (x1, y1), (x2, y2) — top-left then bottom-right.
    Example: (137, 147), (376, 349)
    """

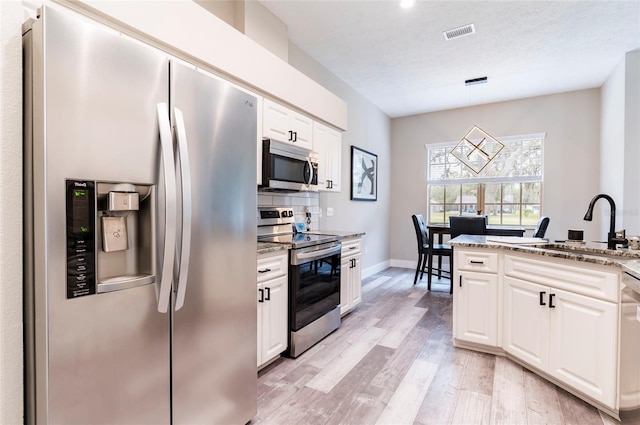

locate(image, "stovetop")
(258, 232), (341, 249)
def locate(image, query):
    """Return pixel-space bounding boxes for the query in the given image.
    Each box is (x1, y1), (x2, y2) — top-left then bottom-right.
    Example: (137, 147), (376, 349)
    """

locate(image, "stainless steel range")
(258, 207), (341, 357)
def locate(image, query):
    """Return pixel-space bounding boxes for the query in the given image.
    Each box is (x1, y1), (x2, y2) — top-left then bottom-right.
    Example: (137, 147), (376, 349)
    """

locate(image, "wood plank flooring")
(253, 268), (639, 425)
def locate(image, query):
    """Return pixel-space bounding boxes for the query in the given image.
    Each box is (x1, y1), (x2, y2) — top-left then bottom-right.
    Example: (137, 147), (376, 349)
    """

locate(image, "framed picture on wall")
(350, 146), (377, 201)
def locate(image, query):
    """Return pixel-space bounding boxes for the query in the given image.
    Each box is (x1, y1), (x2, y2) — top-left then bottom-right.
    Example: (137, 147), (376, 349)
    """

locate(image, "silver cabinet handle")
(173, 107), (192, 311)
(156, 103), (177, 313)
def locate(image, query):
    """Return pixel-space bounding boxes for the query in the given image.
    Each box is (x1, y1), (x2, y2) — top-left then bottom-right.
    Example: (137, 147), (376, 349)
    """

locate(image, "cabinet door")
(313, 122), (342, 191)
(263, 99), (292, 143)
(455, 271), (498, 346)
(313, 122), (330, 189)
(259, 275), (288, 365)
(350, 255), (362, 308)
(548, 288), (618, 407)
(257, 284), (263, 367)
(291, 112), (313, 151)
(340, 256), (352, 315)
(326, 128), (342, 191)
(503, 277), (549, 369)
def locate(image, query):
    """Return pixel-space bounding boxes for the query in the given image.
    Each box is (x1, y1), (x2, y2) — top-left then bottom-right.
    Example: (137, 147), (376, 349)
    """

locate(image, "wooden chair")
(447, 216), (487, 276)
(412, 214), (453, 293)
(533, 216), (550, 238)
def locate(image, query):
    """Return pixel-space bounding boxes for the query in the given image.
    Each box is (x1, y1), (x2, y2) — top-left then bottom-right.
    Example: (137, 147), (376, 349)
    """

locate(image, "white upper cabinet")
(263, 98), (313, 150)
(313, 122), (342, 192)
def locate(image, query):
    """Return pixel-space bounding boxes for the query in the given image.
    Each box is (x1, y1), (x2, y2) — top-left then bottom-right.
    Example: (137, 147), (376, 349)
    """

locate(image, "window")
(427, 133), (544, 226)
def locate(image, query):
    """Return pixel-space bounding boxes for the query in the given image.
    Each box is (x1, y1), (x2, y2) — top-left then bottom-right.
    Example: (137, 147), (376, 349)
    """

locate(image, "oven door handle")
(292, 245), (341, 264)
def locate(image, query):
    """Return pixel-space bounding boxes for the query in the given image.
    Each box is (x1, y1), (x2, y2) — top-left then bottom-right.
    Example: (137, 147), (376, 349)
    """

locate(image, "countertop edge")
(449, 235), (634, 269)
(257, 242), (291, 255)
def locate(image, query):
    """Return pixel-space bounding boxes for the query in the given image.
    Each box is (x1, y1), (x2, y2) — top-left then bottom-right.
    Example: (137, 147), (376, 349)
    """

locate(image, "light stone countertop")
(257, 242), (291, 255)
(449, 235), (640, 269)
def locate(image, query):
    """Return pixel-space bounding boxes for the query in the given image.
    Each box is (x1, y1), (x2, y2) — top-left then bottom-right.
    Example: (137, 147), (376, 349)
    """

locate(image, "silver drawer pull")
(258, 268), (272, 273)
(470, 260), (484, 265)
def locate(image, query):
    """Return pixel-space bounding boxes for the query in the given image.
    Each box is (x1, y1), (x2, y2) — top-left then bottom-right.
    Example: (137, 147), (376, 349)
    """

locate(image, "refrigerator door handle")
(157, 103), (177, 313)
(173, 107), (192, 311)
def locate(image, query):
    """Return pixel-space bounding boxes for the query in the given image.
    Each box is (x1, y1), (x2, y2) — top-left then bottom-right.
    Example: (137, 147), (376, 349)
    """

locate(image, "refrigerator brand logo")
(245, 100), (254, 108)
(74, 182), (87, 187)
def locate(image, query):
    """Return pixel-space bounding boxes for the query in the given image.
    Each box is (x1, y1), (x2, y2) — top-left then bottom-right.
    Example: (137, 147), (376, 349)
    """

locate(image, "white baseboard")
(389, 259), (416, 269)
(389, 258), (451, 270)
(362, 260), (391, 278)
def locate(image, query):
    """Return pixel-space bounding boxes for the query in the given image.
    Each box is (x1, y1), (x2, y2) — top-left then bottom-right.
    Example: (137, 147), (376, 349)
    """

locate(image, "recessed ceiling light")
(400, 0), (416, 8)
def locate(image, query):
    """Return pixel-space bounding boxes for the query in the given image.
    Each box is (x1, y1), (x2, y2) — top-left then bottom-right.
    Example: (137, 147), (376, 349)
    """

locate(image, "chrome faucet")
(583, 194), (626, 250)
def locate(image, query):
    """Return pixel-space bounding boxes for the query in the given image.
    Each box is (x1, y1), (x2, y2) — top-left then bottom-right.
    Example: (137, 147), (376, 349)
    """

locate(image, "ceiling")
(259, 0), (640, 118)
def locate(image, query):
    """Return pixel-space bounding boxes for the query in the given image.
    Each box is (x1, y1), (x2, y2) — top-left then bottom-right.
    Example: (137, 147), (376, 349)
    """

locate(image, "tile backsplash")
(258, 191), (320, 231)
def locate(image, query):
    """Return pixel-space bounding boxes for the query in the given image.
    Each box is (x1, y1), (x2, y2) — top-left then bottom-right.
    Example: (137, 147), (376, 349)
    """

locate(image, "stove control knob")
(287, 211), (293, 217)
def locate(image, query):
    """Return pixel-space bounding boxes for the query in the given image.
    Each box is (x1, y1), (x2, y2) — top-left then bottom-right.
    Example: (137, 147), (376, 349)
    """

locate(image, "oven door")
(289, 242), (341, 331)
(261, 139), (318, 191)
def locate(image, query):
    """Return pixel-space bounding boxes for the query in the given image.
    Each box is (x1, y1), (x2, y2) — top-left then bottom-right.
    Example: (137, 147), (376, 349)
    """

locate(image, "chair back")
(411, 214), (428, 250)
(533, 216), (550, 238)
(449, 216), (487, 239)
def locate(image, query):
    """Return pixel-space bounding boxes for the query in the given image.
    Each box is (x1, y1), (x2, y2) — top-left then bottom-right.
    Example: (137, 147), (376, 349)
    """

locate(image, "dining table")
(426, 223), (526, 287)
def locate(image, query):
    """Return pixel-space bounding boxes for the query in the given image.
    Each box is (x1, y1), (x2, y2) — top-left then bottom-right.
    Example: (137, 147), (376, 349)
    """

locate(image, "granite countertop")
(257, 242), (291, 255)
(449, 235), (640, 269)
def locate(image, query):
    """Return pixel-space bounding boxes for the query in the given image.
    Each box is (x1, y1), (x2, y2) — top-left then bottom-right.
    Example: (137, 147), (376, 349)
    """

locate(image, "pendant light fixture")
(452, 76), (504, 174)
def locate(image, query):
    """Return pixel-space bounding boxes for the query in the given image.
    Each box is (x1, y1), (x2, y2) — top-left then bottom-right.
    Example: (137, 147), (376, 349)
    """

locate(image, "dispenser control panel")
(66, 180), (96, 298)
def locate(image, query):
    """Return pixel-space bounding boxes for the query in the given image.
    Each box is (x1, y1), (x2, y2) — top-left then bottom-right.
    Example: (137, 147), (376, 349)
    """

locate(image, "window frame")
(426, 133), (545, 227)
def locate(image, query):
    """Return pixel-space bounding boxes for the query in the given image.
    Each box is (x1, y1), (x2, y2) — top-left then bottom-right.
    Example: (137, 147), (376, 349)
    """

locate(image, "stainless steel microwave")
(260, 139), (318, 192)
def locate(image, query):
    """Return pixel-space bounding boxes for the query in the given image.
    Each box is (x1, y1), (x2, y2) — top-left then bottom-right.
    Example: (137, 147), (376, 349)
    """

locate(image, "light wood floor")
(254, 267), (639, 425)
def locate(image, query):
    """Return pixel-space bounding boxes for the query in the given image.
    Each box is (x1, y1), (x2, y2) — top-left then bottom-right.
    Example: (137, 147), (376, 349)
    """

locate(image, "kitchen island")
(448, 235), (640, 421)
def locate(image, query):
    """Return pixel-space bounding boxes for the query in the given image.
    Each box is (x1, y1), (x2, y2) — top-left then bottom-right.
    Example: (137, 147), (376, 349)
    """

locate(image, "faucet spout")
(583, 194), (618, 249)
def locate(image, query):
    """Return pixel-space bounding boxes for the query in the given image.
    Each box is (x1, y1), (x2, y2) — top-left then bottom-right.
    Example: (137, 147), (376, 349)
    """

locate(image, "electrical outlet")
(318, 209), (323, 218)
(364, 247), (368, 255)
(327, 207), (334, 217)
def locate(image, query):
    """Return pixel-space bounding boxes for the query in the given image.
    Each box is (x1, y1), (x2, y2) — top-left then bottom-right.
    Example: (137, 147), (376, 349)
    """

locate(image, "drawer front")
(257, 252), (288, 283)
(456, 249), (498, 273)
(504, 254), (619, 302)
(342, 238), (361, 256)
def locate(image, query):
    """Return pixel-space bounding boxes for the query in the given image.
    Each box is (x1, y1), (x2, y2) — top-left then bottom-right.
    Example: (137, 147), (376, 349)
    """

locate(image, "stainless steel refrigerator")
(23, 6), (257, 424)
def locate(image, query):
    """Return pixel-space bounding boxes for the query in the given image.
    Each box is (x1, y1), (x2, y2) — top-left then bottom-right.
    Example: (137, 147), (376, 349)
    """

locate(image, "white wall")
(287, 43), (392, 276)
(390, 89), (602, 264)
(623, 50), (640, 235)
(0, 1), (24, 423)
(601, 49), (640, 237)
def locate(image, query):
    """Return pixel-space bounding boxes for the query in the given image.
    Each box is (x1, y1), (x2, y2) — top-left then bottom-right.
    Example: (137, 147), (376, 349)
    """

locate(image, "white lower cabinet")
(340, 237), (362, 315)
(504, 275), (618, 407)
(454, 247), (627, 414)
(453, 249), (499, 347)
(455, 271), (498, 347)
(257, 251), (288, 369)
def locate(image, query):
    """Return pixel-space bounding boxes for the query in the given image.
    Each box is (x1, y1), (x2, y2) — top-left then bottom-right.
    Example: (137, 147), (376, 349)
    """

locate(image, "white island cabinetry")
(503, 254), (618, 408)
(453, 249), (499, 347)
(257, 250), (289, 369)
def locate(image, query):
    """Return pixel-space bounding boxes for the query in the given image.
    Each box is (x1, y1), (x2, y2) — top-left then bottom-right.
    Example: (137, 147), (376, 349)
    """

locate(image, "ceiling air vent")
(443, 24), (475, 41)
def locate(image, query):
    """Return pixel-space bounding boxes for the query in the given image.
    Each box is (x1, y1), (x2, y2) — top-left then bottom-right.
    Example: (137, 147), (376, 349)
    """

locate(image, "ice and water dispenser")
(66, 180), (156, 298)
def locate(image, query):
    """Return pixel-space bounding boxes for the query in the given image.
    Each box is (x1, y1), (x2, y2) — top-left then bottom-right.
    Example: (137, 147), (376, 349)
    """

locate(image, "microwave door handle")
(306, 158), (313, 185)
(156, 103), (177, 314)
(173, 108), (192, 311)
